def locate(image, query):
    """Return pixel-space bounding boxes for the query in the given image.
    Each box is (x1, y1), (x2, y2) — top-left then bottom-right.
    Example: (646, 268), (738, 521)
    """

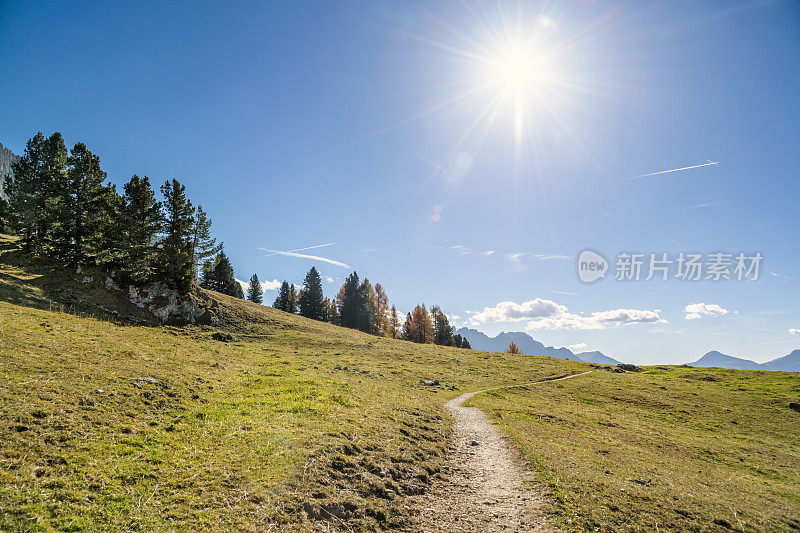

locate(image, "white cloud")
(469, 298), (663, 331)
(790, 328), (800, 335)
(236, 277), (282, 294)
(526, 308), (662, 331)
(470, 298), (566, 323)
(262, 278), (282, 291)
(684, 303), (729, 320)
(592, 308), (663, 324)
(559, 343), (588, 352)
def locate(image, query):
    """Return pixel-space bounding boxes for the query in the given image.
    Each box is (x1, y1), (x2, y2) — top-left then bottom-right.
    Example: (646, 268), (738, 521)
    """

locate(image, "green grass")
(0, 234), (586, 530)
(470, 367), (800, 531)
(3, 233), (799, 531)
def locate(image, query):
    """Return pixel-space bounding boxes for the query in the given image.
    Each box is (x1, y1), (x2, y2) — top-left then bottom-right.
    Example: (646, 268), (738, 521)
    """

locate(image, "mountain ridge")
(689, 349), (800, 372)
(455, 327), (623, 364)
(456, 328), (800, 371)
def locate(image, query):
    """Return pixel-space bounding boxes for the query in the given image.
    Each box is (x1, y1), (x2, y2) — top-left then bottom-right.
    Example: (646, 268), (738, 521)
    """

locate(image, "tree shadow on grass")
(0, 235), (157, 324)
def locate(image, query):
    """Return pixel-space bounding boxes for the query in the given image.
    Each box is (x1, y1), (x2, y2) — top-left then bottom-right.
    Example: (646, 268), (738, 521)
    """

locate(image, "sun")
(487, 42), (543, 96)
(480, 39), (557, 142)
(397, 8), (584, 154)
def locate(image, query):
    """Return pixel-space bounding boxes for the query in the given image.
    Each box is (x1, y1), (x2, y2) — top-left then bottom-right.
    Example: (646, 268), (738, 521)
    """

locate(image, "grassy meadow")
(471, 366), (800, 531)
(2, 234), (799, 531)
(0, 233), (586, 531)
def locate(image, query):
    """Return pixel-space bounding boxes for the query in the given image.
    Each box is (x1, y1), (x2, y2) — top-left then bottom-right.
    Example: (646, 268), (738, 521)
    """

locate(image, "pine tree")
(94, 184), (125, 267)
(287, 284), (298, 313)
(401, 313), (413, 341)
(461, 337), (471, 349)
(200, 257), (216, 289)
(273, 281), (290, 310)
(40, 133), (69, 256)
(117, 175), (161, 284)
(7, 133), (67, 255)
(204, 250), (240, 297)
(431, 306), (454, 346)
(157, 179), (195, 293)
(452, 334), (463, 348)
(5, 133), (45, 248)
(374, 283), (390, 336)
(506, 342), (521, 354)
(246, 273), (263, 303)
(338, 272), (361, 329)
(357, 278), (378, 334)
(56, 142), (108, 265)
(389, 305), (401, 339)
(232, 278), (244, 299)
(191, 206), (221, 281)
(298, 266), (325, 320)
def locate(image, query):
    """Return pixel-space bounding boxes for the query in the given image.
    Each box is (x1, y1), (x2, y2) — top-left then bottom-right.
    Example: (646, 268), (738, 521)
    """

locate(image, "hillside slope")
(0, 236), (587, 530)
(2, 235), (799, 531)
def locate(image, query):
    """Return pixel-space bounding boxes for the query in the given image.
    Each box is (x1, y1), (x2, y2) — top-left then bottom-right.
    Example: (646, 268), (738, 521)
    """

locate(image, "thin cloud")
(448, 244), (496, 257)
(264, 250), (351, 269)
(261, 243), (335, 258)
(666, 202), (721, 213)
(507, 252), (570, 261)
(259, 245), (351, 269)
(617, 160), (718, 182)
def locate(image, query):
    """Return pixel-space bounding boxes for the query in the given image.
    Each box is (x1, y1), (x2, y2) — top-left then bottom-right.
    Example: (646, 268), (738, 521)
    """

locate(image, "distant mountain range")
(455, 327), (623, 365)
(689, 350), (800, 372)
(455, 327), (800, 372)
(0, 141), (20, 199)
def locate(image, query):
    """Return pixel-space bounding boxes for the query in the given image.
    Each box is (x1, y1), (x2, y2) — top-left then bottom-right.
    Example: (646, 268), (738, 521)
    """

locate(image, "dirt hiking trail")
(403, 372), (592, 532)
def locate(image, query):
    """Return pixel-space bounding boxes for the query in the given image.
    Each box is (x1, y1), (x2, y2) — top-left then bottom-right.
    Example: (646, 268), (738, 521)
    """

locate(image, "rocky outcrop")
(0, 141), (20, 199)
(125, 281), (216, 325)
(86, 275), (218, 325)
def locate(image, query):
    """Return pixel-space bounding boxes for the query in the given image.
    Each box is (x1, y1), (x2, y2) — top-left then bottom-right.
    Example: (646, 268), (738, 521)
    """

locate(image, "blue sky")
(1, 0), (798, 363)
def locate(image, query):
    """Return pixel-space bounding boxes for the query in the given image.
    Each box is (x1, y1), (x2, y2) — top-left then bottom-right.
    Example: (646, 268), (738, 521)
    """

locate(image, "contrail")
(258, 243), (351, 269)
(617, 160), (718, 182)
(259, 243), (335, 258)
(665, 201), (721, 213)
(262, 249), (351, 269)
